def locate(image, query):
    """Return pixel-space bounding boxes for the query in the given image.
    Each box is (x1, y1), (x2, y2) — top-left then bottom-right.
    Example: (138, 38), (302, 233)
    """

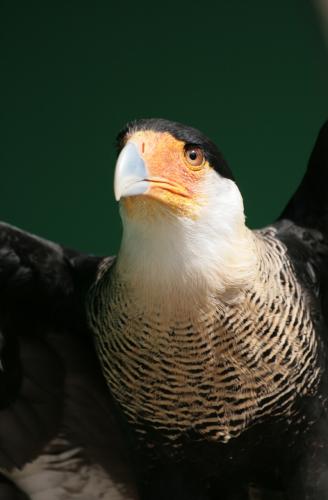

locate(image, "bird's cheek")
(147, 185), (199, 218)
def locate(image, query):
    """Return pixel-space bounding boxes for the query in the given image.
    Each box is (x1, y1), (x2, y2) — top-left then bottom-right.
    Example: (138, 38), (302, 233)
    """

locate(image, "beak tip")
(113, 178), (121, 201)
(114, 185), (121, 202)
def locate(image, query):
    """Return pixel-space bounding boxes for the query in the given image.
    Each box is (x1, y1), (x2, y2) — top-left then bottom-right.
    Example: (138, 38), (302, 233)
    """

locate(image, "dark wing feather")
(274, 123), (328, 500)
(279, 121), (328, 238)
(0, 222), (99, 414)
(276, 122), (328, 320)
(0, 223), (136, 499)
(0, 222), (101, 333)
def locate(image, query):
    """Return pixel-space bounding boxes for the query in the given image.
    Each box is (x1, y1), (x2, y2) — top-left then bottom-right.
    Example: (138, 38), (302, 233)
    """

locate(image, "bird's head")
(113, 119), (256, 302)
(114, 118), (239, 222)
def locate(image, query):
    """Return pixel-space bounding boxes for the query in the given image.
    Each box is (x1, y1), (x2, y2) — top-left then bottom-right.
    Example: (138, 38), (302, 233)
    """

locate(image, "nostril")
(141, 142), (145, 154)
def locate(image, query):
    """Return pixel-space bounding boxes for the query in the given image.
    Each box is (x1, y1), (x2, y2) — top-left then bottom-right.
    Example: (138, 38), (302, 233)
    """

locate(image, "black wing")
(279, 121), (328, 236)
(275, 122), (328, 318)
(0, 223), (136, 500)
(272, 123), (328, 500)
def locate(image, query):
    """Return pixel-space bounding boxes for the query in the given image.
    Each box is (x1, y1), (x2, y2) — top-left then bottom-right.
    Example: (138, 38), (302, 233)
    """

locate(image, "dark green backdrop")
(1, 2), (328, 255)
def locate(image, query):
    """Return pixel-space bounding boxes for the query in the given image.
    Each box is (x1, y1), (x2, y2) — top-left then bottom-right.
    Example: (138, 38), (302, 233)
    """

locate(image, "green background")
(1, 1), (328, 255)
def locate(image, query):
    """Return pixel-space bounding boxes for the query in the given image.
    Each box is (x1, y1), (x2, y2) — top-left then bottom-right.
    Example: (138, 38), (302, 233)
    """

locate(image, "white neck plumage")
(115, 173), (258, 313)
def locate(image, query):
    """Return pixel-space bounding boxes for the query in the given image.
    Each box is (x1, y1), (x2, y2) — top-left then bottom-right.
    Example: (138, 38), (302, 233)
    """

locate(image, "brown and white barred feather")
(88, 228), (322, 446)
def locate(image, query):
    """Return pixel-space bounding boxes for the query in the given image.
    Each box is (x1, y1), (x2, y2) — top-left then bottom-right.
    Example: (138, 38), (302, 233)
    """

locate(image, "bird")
(0, 118), (327, 500)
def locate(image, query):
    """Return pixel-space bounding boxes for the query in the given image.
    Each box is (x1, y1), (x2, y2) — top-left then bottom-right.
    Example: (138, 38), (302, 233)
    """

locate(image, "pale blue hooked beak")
(114, 142), (150, 201)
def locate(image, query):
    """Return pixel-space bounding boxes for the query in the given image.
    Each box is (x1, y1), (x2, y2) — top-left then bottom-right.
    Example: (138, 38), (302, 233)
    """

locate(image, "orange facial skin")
(121, 130), (209, 218)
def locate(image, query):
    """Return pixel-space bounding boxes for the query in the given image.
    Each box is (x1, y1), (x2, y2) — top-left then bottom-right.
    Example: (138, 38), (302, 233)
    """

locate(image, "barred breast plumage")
(88, 227), (322, 447)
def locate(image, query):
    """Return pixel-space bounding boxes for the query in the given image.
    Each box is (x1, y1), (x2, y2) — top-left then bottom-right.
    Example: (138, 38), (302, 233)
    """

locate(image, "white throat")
(116, 171), (258, 311)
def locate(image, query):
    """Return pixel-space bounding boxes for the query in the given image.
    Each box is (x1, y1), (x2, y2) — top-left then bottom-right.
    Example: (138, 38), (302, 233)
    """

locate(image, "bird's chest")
(91, 281), (322, 446)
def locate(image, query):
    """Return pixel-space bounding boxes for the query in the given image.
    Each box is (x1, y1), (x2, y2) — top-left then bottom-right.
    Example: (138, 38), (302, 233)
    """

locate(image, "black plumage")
(0, 229), (136, 499)
(0, 120), (328, 500)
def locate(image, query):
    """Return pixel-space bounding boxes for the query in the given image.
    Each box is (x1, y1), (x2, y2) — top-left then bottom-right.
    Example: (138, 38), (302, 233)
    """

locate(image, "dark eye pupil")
(189, 151), (197, 161)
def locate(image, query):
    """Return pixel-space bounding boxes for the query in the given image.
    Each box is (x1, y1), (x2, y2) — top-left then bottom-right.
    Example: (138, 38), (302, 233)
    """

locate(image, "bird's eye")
(184, 145), (205, 169)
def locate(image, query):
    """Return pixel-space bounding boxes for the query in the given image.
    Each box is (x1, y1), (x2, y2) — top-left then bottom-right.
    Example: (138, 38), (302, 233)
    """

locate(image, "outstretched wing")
(0, 223), (136, 500)
(276, 121), (328, 322)
(279, 121), (328, 236)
